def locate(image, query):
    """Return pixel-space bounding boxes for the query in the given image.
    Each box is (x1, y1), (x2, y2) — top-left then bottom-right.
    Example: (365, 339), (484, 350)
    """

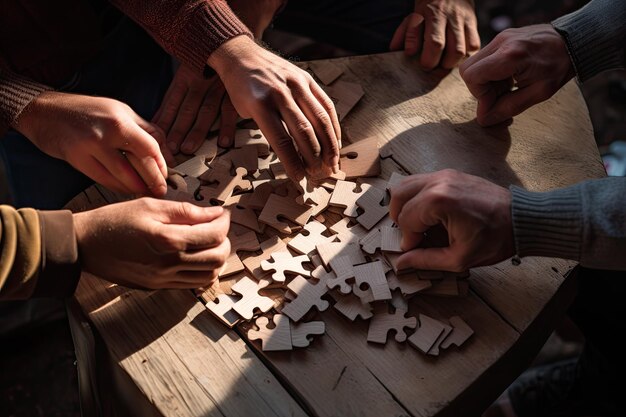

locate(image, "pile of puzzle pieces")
(165, 62), (473, 355)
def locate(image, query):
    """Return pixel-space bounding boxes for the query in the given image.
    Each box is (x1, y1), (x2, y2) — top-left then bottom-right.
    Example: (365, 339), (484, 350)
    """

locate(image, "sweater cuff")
(176, 1), (252, 75)
(0, 70), (52, 130)
(34, 210), (81, 298)
(552, 0), (626, 82)
(510, 185), (583, 262)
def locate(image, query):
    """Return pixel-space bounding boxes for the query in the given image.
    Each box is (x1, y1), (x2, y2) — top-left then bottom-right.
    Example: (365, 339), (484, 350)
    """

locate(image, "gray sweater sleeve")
(552, 0), (626, 82)
(511, 178), (626, 270)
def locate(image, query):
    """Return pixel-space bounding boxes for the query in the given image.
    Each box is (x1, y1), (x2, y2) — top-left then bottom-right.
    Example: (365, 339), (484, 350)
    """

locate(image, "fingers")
(396, 247), (455, 271)
(140, 121), (175, 169)
(175, 238), (231, 270)
(84, 156), (132, 194)
(125, 152), (167, 197)
(123, 122), (169, 196)
(421, 8), (446, 70)
(404, 13), (425, 56)
(96, 149), (148, 195)
(255, 107), (306, 180)
(461, 52), (517, 100)
(389, 175), (431, 222)
(478, 82), (549, 126)
(465, 15), (481, 54)
(441, 18), (466, 69)
(153, 80), (186, 141)
(390, 14), (410, 51)
(164, 212), (230, 251)
(166, 86), (205, 154)
(163, 202), (226, 225)
(180, 82), (225, 154)
(218, 95), (238, 148)
(309, 81), (341, 167)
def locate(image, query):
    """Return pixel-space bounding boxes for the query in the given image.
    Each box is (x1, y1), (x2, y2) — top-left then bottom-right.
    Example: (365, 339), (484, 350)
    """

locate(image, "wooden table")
(65, 52), (605, 417)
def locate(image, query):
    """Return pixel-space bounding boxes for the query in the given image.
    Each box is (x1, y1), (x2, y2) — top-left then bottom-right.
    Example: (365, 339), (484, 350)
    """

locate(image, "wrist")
(207, 35), (258, 78)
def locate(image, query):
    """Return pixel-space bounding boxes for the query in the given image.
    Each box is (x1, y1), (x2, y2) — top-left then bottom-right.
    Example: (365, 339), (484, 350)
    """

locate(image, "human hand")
(15, 92), (169, 196)
(153, 63), (238, 155)
(74, 198), (231, 289)
(460, 24), (574, 126)
(208, 36), (341, 180)
(389, 169), (514, 272)
(228, 0), (285, 38)
(390, 0), (480, 70)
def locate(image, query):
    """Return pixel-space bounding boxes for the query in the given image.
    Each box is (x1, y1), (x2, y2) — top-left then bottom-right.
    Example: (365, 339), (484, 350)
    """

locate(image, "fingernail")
(182, 143), (194, 154)
(167, 141), (178, 152)
(218, 136), (229, 148)
(333, 163), (340, 174)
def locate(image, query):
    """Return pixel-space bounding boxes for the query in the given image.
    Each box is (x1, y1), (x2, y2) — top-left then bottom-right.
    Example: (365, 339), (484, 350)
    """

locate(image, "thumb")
(396, 247), (455, 271)
(163, 201), (225, 225)
(479, 82), (547, 126)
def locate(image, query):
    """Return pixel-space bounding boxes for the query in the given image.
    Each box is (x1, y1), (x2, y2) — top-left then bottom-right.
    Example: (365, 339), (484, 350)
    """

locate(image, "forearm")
(0, 206), (80, 300)
(552, 0), (626, 82)
(0, 69), (52, 133)
(109, 0), (252, 75)
(511, 177), (626, 270)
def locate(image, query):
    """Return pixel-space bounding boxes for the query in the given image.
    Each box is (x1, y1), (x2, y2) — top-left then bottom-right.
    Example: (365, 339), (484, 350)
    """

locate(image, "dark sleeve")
(0, 68), (52, 134)
(552, 0), (626, 82)
(0, 206), (80, 300)
(109, 0), (253, 75)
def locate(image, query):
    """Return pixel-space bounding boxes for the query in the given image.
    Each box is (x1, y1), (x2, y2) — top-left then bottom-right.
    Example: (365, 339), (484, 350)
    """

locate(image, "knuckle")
(293, 119), (315, 137)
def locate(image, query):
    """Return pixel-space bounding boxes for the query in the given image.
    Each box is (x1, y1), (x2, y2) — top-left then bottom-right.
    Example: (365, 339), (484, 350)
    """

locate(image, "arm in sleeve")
(511, 177), (626, 271)
(0, 68), (52, 134)
(0, 206), (80, 300)
(109, 0), (252, 75)
(552, 0), (626, 82)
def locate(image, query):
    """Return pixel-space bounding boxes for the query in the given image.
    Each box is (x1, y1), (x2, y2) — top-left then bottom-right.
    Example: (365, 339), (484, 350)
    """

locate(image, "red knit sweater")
(0, 0), (251, 131)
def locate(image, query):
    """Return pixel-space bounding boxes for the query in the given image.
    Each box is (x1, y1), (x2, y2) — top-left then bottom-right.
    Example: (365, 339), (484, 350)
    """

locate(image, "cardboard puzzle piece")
(290, 320), (326, 348)
(367, 303), (417, 344)
(205, 294), (241, 328)
(408, 314), (447, 354)
(331, 291), (373, 321)
(356, 186), (389, 230)
(248, 314), (292, 351)
(329, 217), (367, 243)
(243, 236), (287, 279)
(329, 180), (371, 217)
(287, 221), (335, 255)
(174, 155), (209, 178)
(309, 61), (344, 85)
(258, 193), (313, 234)
(316, 241), (367, 270)
(224, 194), (263, 233)
(260, 251), (311, 283)
(387, 271), (432, 296)
(440, 316), (474, 349)
(339, 137), (381, 179)
(381, 226), (403, 253)
(427, 322), (453, 356)
(199, 161), (252, 203)
(324, 80), (364, 121)
(231, 276), (275, 320)
(220, 231), (261, 278)
(281, 266), (333, 322)
(353, 261), (392, 302)
(234, 129), (270, 156)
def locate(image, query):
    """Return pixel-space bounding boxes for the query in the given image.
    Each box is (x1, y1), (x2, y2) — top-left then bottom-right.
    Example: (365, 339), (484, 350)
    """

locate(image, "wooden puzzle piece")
(194, 137), (218, 161)
(234, 129), (270, 156)
(258, 153), (278, 171)
(270, 162), (288, 179)
(248, 314), (292, 351)
(329, 217), (367, 243)
(260, 251), (311, 283)
(220, 231), (261, 277)
(316, 170), (347, 190)
(359, 227), (381, 254)
(408, 314), (447, 354)
(164, 186), (197, 204)
(367, 303), (417, 344)
(243, 236), (287, 279)
(184, 175), (201, 195)
(205, 294), (241, 328)
(224, 194), (263, 233)
(390, 289), (409, 312)
(225, 146), (259, 173)
(324, 80), (364, 121)
(287, 221), (335, 255)
(326, 255), (356, 294)
(290, 320), (325, 348)
(422, 277), (460, 297)
(387, 271), (432, 296)
(386, 171), (407, 190)
(258, 194), (313, 234)
(339, 137), (381, 179)
(316, 241), (367, 270)
(167, 173), (188, 192)
(427, 322), (453, 356)
(199, 160), (252, 203)
(356, 186), (388, 230)
(231, 276), (275, 320)
(174, 154), (209, 177)
(331, 291), (373, 321)
(352, 261), (392, 302)
(309, 60), (344, 85)
(329, 180), (371, 217)
(295, 178), (332, 216)
(381, 226), (403, 253)
(239, 181), (274, 210)
(440, 316), (474, 349)
(281, 266), (333, 322)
